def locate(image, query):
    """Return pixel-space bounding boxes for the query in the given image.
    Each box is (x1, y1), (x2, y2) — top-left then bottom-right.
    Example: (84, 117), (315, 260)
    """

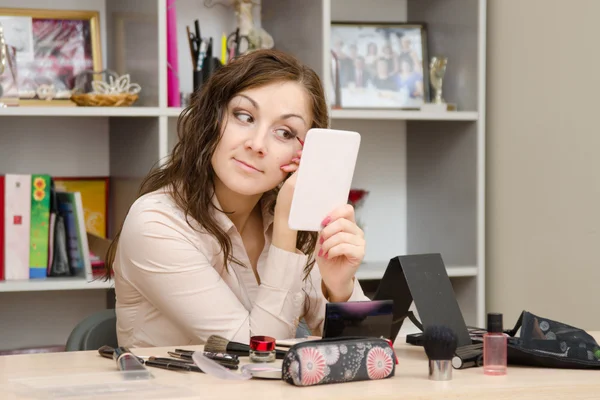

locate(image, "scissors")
(227, 28), (250, 59)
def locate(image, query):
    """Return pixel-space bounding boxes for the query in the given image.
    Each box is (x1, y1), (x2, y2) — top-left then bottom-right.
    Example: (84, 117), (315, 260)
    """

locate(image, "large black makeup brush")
(204, 335), (287, 359)
(423, 325), (458, 381)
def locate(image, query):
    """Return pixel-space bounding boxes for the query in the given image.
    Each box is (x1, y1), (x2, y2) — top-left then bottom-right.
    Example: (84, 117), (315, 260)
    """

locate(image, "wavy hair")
(104, 49), (329, 280)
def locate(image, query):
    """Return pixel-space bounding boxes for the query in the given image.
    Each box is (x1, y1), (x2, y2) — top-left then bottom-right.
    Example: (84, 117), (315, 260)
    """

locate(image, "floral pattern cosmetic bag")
(281, 337), (396, 387)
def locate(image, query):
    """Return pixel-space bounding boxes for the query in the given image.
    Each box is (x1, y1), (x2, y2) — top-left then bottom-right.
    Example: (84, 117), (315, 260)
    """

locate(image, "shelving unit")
(331, 109), (479, 121)
(0, 0), (486, 350)
(0, 107), (163, 117)
(0, 279), (112, 293)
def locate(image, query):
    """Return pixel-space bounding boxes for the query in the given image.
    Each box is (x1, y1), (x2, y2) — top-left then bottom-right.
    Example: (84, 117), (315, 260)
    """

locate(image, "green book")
(29, 174), (51, 279)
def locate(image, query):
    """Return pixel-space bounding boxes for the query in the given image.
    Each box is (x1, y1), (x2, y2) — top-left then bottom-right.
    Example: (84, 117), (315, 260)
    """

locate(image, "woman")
(106, 49), (370, 348)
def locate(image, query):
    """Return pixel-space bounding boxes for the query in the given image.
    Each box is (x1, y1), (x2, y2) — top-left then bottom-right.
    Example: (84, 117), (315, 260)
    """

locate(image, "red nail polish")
(321, 216), (331, 227)
(292, 158), (300, 163)
(324, 252), (329, 259)
(318, 249), (323, 257)
(319, 236), (324, 245)
(383, 338), (398, 364)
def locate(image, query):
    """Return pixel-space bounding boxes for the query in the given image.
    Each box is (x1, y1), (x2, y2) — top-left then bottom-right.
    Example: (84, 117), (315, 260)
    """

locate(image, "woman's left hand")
(317, 204), (365, 302)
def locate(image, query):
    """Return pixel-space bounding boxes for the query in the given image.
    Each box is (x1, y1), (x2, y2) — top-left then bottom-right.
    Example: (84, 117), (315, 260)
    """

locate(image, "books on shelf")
(1, 174), (106, 283)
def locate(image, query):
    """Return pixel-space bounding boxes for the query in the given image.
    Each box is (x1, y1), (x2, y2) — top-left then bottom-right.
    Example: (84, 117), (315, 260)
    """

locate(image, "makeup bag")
(503, 310), (600, 369)
(281, 337), (396, 387)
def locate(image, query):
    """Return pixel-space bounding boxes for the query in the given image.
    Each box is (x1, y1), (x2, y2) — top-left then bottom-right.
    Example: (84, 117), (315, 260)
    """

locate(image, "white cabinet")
(0, 0), (486, 349)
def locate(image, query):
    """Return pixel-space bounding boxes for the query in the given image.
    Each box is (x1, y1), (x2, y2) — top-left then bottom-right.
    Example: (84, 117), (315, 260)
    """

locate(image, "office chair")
(65, 309), (118, 351)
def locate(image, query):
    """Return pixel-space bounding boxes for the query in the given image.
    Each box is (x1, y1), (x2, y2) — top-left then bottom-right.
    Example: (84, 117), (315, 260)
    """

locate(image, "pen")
(196, 40), (206, 72)
(194, 19), (201, 45)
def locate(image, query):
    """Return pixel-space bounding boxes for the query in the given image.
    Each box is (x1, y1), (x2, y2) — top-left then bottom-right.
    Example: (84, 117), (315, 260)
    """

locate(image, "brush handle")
(225, 341), (287, 359)
(276, 349), (287, 359)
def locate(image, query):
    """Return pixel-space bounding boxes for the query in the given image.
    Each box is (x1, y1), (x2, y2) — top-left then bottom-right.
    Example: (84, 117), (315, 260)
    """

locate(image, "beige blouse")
(113, 189), (370, 348)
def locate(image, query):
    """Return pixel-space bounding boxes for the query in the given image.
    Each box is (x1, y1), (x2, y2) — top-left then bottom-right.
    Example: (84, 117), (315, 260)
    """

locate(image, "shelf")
(0, 263), (477, 291)
(166, 108), (184, 117)
(330, 109), (479, 121)
(162, 108), (478, 121)
(0, 107), (478, 121)
(0, 107), (163, 117)
(356, 261), (478, 281)
(0, 278), (113, 293)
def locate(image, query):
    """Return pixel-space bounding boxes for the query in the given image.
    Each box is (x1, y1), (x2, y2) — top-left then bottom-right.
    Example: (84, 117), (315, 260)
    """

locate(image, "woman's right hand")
(272, 149), (302, 253)
(275, 149), (302, 221)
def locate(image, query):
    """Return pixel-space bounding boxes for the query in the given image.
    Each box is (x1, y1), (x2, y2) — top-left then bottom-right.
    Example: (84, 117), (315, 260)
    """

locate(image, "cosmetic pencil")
(172, 349), (240, 365)
(423, 325), (458, 381)
(167, 351), (239, 369)
(148, 357), (205, 373)
(145, 358), (199, 372)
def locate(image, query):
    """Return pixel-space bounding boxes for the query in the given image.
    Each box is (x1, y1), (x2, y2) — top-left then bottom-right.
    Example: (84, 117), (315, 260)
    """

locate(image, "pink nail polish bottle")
(483, 312), (507, 376)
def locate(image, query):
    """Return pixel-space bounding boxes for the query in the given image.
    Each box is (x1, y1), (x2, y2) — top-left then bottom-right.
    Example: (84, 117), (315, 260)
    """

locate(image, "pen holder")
(193, 57), (223, 93)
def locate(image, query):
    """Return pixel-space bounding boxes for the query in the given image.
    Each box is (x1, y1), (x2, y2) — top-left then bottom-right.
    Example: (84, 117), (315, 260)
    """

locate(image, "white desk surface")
(0, 335), (599, 399)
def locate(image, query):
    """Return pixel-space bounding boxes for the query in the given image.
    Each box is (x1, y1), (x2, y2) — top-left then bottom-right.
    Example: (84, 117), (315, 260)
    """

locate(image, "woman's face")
(211, 81), (311, 197)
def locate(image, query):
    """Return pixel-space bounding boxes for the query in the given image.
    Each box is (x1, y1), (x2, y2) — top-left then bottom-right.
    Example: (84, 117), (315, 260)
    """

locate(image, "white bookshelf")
(0, 107), (163, 117)
(0, 278), (112, 293)
(331, 109), (479, 121)
(0, 0), (487, 350)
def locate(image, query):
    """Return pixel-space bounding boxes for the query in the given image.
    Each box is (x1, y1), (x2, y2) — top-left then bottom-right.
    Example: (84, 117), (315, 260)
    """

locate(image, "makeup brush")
(204, 335), (287, 359)
(423, 325), (458, 381)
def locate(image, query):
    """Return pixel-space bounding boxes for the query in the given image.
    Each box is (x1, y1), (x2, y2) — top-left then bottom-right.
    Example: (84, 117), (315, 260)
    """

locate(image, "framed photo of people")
(330, 22), (429, 110)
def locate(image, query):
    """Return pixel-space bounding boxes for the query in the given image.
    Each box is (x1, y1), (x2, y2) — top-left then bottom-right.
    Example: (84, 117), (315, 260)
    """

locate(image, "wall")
(487, 0), (600, 330)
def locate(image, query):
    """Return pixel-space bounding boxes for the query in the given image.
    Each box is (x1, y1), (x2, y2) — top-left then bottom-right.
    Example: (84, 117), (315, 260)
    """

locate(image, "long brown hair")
(104, 49), (329, 280)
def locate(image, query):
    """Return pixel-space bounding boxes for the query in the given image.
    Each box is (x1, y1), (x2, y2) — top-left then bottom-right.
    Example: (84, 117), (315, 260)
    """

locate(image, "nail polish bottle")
(483, 312), (507, 376)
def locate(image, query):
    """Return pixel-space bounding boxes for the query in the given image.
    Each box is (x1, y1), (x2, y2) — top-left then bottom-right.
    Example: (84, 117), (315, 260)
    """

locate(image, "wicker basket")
(70, 93), (139, 107)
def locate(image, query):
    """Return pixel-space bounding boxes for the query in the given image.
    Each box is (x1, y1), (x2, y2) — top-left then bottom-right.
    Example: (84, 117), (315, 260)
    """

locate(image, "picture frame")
(330, 22), (429, 110)
(53, 176), (110, 239)
(0, 8), (102, 106)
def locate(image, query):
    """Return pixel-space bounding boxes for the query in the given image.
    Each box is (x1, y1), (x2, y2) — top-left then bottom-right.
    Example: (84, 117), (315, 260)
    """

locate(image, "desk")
(1, 336), (599, 399)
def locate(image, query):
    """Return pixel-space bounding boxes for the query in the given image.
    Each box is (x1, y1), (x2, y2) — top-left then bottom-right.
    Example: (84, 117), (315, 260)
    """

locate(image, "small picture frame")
(330, 22), (429, 110)
(0, 8), (102, 106)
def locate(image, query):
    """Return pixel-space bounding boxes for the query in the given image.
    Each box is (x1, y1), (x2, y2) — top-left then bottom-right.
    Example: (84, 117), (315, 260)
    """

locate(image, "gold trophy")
(430, 56), (447, 104)
(421, 56), (456, 112)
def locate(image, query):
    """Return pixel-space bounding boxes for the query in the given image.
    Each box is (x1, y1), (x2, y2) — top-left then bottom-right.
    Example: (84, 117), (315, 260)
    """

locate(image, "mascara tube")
(452, 344), (484, 369)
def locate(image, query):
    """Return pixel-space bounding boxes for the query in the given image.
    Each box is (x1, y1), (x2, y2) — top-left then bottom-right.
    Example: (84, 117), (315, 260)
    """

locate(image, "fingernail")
(318, 249), (323, 257)
(319, 236), (324, 244)
(324, 252), (329, 259)
(321, 216), (331, 227)
(292, 157), (300, 163)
